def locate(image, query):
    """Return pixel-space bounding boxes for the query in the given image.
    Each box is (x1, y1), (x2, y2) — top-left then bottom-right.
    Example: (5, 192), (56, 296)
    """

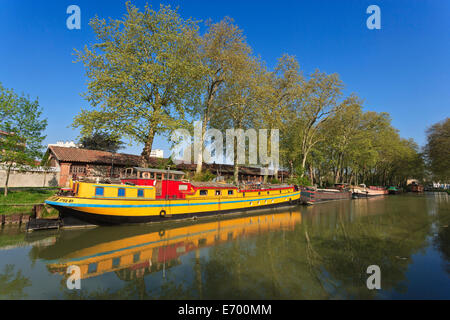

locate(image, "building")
(44, 146), (289, 187)
(45, 146), (148, 187)
(47, 141), (80, 148)
(150, 149), (164, 158)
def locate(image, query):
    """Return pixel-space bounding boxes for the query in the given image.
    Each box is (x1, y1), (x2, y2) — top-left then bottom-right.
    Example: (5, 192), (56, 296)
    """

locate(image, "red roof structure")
(48, 146), (148, 166)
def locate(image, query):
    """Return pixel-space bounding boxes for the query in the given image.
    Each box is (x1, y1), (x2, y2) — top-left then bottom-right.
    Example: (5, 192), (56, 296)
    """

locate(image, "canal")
(0, 193), (449, 299)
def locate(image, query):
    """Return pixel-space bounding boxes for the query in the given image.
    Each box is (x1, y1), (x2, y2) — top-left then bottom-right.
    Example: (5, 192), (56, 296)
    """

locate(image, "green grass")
(0, 187), (59, 215)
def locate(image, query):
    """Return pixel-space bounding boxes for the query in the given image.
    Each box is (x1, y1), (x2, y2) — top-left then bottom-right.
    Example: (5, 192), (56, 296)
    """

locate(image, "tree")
(73, 2), (203, 166)
(0, 84), (47, 196)
(191, 17), (252, 174)
(290, 70), (344, 177)
(210, 55), (263, 184)
(79, 131), (124, 153)
(425, 118), (450, 182)
(264, 55), (303, 179)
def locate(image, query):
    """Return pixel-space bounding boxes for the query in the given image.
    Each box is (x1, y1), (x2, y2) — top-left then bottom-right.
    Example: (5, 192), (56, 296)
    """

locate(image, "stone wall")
(0, 168), (60, 187)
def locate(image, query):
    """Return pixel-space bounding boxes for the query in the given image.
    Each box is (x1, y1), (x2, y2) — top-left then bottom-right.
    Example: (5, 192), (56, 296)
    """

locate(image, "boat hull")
(300, 189), (352, 205)
(352, 191), (387, 198)
(46, 191), (301, 226)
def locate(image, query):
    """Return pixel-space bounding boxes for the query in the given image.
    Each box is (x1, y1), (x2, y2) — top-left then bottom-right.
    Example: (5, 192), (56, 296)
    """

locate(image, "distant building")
(47, 141), (80, 148)
(150, 149), (164, 158)
(432, 182), (449, 190)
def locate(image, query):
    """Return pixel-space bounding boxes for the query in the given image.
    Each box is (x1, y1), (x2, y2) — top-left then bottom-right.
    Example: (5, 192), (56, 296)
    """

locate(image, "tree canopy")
(79, 131), (124, 153)
(425, 118), (450, 182)
(73, 2), (203, 166)
(0, 83), (47, 196)
(71, 2), (426, 186)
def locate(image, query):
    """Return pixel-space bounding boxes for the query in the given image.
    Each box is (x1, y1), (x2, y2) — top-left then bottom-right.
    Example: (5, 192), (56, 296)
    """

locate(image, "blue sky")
(0, 0), (449, 157)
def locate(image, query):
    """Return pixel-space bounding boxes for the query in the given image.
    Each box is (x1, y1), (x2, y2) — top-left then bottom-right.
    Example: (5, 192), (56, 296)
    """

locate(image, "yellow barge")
(45, 168), (301, 225)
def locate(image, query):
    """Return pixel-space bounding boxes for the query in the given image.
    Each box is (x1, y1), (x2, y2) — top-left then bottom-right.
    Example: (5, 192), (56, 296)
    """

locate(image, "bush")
(270, 178), (280, 184)
(192, 170), (216, 182)
(287, 175), (311, 187)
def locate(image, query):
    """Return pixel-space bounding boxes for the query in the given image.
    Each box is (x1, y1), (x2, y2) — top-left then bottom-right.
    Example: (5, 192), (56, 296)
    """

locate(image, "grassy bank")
(0, 187), (59, 215)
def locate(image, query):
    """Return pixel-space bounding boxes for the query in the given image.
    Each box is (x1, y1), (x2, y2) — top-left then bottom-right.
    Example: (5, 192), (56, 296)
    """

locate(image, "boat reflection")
(45, 211), (301, 280)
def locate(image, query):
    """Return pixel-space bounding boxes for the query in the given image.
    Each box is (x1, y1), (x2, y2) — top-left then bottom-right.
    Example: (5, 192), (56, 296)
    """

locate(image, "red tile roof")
(48, 146), (149, 166)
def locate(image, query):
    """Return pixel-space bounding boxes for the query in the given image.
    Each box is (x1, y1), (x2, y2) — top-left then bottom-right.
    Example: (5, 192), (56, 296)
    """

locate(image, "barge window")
(88, 263), (97, 274)
(200, 190), (208, 196)
(133, 253), (140, 263)
(112, 257), (121, 268)
(137, 189), (144, 197)
(215, 190), (221, 196)
(228, 190), (233, 195)
(118, 188), (125, 197)
(95, 187), (104, 196)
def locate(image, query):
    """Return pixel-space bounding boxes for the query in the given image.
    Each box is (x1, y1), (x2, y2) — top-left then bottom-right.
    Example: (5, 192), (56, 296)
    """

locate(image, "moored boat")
(388, 186), (400, 194)
(351, 184), (388, 198)
(45, 167), (301, 225)
(300, 184), (352, 205)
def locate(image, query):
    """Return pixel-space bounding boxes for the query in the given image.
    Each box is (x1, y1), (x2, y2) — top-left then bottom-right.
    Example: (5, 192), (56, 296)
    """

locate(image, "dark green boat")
(388, 186), (399, 194)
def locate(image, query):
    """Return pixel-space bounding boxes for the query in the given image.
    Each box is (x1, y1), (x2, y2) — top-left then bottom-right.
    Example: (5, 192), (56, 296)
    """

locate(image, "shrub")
(192, 170), (216, 182)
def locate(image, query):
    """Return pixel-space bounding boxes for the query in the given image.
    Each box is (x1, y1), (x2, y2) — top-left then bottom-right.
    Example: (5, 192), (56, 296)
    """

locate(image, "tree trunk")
(141, 129), (155, 168)
(196, 114), (208, 174)
(300, 153), (308, 178)
(233, 138), (239, 185)
(289, 160), (294, 179)
(4, 162), (13, 197)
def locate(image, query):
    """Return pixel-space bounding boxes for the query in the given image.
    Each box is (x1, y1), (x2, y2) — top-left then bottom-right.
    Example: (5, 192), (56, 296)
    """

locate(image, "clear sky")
(0, 0), (449, 156)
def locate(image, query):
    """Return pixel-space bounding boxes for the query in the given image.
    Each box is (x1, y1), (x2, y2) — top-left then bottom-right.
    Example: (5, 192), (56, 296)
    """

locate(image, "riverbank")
(0, 187), (58, 215)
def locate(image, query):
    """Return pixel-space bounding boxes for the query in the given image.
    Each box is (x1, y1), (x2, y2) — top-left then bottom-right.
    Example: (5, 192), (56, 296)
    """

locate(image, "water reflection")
(0, 264), (31, 299)
(1, 194), (449, 299)
(40, 212), (301, 282)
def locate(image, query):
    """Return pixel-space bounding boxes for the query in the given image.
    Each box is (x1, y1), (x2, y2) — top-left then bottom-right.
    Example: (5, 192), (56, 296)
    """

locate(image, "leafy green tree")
(73, 2), (203, 166)
(259, 55), (302, 181)
(0, 84), (47, 196)
(425, 118), (450, 182)
(192, 17), (252, 174)
(79, 131), (124, 153)
(210, 55), (264, 184)
(290, 70), (344, 177)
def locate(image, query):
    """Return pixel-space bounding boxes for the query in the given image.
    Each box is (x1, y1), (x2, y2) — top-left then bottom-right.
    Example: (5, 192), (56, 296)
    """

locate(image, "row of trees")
(71, 2), (424, 186)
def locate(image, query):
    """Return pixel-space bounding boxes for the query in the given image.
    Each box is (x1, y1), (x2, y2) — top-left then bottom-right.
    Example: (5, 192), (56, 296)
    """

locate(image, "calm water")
(0, 193), (449, 299)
